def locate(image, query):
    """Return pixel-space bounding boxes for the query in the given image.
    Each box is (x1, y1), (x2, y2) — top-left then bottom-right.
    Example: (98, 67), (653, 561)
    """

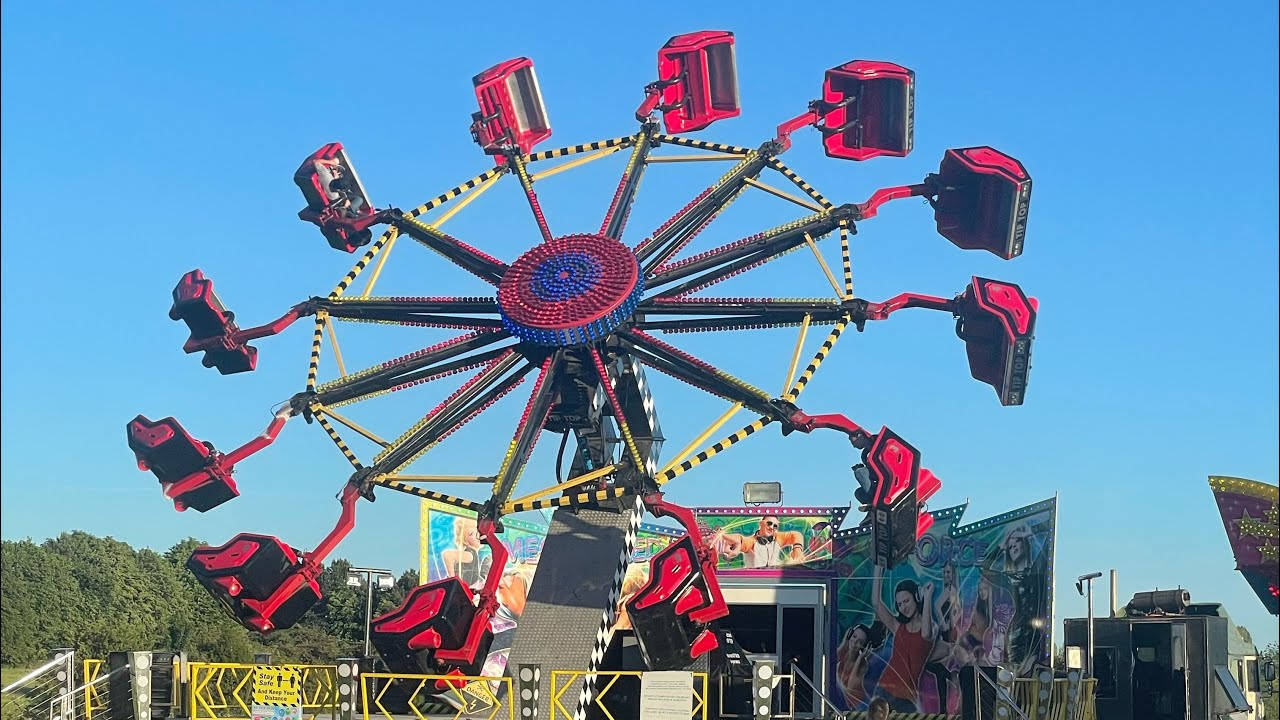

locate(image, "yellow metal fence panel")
(359, 672), (513, 720)
(187, 663), (337, 720)
(83, 659), (105, 720)
(549, 671), (708, 720)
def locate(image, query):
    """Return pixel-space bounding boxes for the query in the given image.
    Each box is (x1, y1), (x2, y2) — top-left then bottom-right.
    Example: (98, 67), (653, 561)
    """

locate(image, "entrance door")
(720, 584), (826, 718)
(1131, 622), (1188, 720)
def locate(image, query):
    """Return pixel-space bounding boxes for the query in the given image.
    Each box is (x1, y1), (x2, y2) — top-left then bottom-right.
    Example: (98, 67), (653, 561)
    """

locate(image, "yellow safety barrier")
(83, 658), (105, 720)
(550, 671), (708, 720)
(187, 663), (338, 720)
(1010, 676), (1097, 720)
(360, 672), (513, 720)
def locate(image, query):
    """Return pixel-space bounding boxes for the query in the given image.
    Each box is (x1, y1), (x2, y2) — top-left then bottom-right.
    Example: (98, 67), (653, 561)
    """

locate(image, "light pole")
(1075, 571), (1103, 679)
(347, 566), (395, 658)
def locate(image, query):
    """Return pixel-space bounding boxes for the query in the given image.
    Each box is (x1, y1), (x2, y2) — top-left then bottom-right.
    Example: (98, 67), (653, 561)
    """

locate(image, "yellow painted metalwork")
(743, 176), (825, 213)
(305, 316), (325, 392)
(315, 405), (389, 448)
(765, 157), (835, 210)
(389, 474), (491, 483)
(786, 317), (850, 401)
(313, 410), (363, 470)
(522, 136), (635, 163)
(550, 670), (707, 720)
(803, 232), (846, 300)
(782, 314), (813, 394)
(359, 228), (400, 299)
(503, 465), (617, 508)
(323, 314), (348, 378)
(645, 154), (742, 163)
(503, 486), (629, 514)
(658, 416), (772, 486)
(187, 663), (337, 720)
(433, 172), (504, 227)
(838, 221), (854, 298)
(83, 658), (105, 720)
(652, 134), (752, 155)
(530, 144), (625, 181)
(359, 672), (513, 720)
(659, 402), (742, 478)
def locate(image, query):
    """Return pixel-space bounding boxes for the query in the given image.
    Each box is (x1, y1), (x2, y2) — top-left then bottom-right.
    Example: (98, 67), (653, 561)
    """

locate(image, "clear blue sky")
(2, 2), (1276, 647)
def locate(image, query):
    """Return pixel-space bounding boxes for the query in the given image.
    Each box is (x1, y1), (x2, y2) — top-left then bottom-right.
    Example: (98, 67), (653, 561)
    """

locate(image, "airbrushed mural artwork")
(831, 498), (1057, 714)
(419, 495), (1056, 711)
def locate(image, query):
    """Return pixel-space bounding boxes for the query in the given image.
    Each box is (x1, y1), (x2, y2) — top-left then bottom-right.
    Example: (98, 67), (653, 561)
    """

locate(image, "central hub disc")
(498, 233), (643, 346)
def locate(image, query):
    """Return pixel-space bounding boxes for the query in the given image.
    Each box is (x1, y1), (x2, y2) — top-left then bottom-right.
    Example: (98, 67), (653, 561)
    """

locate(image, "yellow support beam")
(744, 176), (826, 213)
(658, 417), (772, 486)
(385, 474), (492, 483)
(324, 315), (348, 378)
(530, 144), (625, 181)
(803, 232), (846, 300)
(432, 170), (503, 226)
(782, 314), (813, 394)
(645, 154), (743, 163)
(359, 227), (400, 299)
(502, 464), (617, 510)
(658, 403), (742, 478)
(786, 317), (850, 401)
(315, 405), (389, 447)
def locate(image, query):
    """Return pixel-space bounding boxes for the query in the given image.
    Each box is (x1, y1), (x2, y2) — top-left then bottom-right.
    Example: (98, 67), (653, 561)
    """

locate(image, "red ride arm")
(232, 301), (314, 343)
(863, 292), (954, 321)
(774, 109), (820, 151)
(306, 483), (362, 566)
(855, 183), (933, 220)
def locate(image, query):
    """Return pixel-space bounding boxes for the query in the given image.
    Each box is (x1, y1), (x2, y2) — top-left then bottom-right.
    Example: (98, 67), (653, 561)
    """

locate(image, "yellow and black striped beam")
(839, 220), (854, 298)
(767, 157), (835, 210)
(523, 136), (635, 163)
(329, 229), (399, 299)
(654, 134), (752, 155)
(373, 477), (485, 513)
(305, 315), (326, 392)
(312, 408), (363, 470)
(785, 318), (850, 401)
(657, 417), (772, 486)
(503, 486), (630, 515)
(406, 167), (508, 219)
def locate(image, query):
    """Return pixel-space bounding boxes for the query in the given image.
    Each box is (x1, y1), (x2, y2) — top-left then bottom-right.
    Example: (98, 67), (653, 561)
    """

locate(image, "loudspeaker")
(959, 666), (998, 720)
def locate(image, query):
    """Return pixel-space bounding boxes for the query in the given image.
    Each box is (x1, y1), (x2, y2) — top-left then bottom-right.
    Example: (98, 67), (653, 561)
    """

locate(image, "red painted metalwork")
(471, 57), (551, 159)
(653, 31), (740, 133)
(819, 60), (915, 161)
(934, 146), (1032, 259)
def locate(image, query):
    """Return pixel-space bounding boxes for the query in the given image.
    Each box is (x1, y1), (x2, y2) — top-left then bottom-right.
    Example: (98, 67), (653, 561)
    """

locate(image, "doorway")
(1131, 622), (1188, 720)
(719, 584), (826, 718)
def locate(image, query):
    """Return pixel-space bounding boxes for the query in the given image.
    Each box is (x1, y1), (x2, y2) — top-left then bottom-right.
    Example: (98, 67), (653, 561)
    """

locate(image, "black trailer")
(1064, 593), (1264, 720)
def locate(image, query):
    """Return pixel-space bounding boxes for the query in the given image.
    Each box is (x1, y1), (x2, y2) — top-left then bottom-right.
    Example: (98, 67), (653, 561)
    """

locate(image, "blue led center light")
(530, 251), (602, 301)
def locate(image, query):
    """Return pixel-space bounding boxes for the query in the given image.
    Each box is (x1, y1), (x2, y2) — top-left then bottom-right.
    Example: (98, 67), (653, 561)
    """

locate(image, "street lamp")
(347, 566), (395, 658)
(1075, 571), (1103, 679)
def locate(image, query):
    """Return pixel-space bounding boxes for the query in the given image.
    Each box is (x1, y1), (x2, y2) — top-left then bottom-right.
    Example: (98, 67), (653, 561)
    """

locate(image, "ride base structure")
(126, 30), (1040, 718)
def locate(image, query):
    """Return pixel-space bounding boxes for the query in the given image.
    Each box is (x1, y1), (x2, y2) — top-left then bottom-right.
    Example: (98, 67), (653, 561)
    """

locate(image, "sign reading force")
(252, 667), (302, 707)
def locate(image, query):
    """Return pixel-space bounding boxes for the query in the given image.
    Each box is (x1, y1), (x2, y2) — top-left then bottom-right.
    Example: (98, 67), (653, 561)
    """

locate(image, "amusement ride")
(126, 30), (1038, 696)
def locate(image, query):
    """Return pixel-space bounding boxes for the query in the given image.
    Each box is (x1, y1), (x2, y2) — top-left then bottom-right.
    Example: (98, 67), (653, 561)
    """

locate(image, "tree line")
(0, 532), (417, 666)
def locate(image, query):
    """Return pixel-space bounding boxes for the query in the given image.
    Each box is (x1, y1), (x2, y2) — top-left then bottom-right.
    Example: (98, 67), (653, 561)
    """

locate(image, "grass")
(0, 667), (35, 689)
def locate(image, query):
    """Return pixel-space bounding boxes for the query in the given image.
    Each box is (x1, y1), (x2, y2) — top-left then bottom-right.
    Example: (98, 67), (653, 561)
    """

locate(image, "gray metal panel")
(509, 500), (640, 720)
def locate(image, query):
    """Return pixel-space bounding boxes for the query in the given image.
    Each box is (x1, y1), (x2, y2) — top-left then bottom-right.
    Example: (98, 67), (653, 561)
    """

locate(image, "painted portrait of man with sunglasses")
(717, 514), (807, 568)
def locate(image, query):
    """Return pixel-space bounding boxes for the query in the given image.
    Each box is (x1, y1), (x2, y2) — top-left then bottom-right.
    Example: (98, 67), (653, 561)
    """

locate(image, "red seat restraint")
(471, 58), (552, 160)
(933, 147), (1032, 259)
(294, 142), (382, 252)
(187, 533), (320, 634)
(954, 277), (1037, 406)
(864, 428), (940, 569)
(170, 270), (257, 374)
(126, 414), (237, 512)
(655, 31), (740, 133)
(370, 579), (488, 677)
(370, 520), (507, 680)
(627, 537), (725, 670)
(820, 61), (915, 161)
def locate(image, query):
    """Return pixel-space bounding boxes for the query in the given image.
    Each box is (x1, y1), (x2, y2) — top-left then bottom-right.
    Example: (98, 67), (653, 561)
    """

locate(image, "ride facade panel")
(126, 29), (1041, 714)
